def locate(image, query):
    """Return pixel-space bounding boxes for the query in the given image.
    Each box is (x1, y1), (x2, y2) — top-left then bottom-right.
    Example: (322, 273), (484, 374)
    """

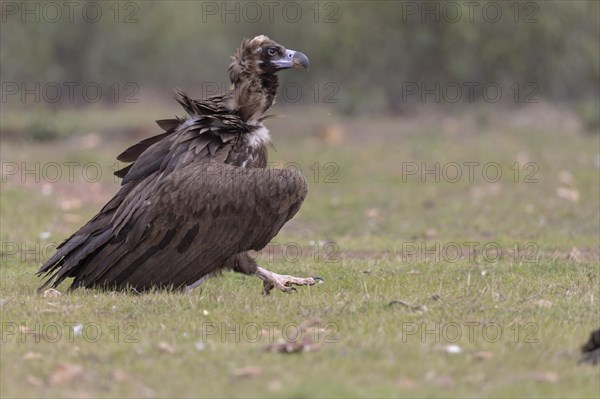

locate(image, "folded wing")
(39, 161), (306, 291)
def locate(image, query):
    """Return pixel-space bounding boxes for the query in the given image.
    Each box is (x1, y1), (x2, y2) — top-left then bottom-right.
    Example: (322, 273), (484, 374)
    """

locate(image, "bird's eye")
(267, 47), (278, 56)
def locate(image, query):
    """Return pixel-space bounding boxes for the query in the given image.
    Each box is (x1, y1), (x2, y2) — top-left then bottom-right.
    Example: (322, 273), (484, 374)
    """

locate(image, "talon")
(262, 281), (274, 296)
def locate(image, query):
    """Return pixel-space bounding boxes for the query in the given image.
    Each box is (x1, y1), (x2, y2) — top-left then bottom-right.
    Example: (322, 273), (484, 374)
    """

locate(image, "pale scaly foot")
(255, 267), (323, 295)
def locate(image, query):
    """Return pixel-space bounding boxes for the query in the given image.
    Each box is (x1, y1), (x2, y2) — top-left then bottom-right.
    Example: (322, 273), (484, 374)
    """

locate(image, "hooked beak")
(272, 49), (310, 71)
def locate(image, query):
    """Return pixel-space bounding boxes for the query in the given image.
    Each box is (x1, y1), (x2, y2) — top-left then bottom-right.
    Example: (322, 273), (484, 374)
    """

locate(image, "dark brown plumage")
(37, 36), (316, 294)
(579, 328), (600, 365)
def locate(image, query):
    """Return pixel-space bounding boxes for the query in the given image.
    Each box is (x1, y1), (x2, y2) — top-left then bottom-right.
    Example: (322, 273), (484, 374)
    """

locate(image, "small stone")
(23, 351), (43, 360)
(42, 289), (62, 299)
(231, 366), (262, 378)
(48, 363), (83, 385)
(73, 324), (84, 336)
(156, 342), (175, 354)
(534, 299), (553, 308)
(194, 341), (205, 351)
(473, 351), (493, 360)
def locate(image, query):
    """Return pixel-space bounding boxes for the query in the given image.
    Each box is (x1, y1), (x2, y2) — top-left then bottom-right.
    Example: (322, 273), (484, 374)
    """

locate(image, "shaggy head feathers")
(228, 35), (286, 85)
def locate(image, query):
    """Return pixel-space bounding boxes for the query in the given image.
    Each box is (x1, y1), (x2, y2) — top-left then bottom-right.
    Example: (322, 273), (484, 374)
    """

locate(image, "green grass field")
(1, 104), (599, 398)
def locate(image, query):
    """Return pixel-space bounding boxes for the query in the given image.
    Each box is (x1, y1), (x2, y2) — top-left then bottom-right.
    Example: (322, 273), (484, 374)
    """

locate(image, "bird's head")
(229, 35), (309, 84)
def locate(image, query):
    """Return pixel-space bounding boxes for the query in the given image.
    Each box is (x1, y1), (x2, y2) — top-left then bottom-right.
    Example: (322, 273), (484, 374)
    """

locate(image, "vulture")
(37, 35), (319, 295)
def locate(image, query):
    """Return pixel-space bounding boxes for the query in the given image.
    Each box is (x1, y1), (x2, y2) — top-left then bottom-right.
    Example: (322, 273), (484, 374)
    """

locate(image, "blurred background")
(1, 0), (599, 137)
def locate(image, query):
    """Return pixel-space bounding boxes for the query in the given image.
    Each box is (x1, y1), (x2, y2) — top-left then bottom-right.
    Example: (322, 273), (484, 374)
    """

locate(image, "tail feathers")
(37, 227), (113, 292)
(36, 234), (88, 277)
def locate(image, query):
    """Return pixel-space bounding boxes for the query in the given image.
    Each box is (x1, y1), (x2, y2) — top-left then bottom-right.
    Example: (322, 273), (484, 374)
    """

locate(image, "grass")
(1, 104), (599, 398)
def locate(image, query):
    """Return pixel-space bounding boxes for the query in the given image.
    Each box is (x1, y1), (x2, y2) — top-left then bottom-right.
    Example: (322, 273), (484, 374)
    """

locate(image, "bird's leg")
(184, 275), (210, 293)
(224, 253), (323, 295)
(255, 267), (321, 295)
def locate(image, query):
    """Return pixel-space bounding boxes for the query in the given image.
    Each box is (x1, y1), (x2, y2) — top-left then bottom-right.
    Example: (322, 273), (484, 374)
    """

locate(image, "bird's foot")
(255, 267), (323, 295)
